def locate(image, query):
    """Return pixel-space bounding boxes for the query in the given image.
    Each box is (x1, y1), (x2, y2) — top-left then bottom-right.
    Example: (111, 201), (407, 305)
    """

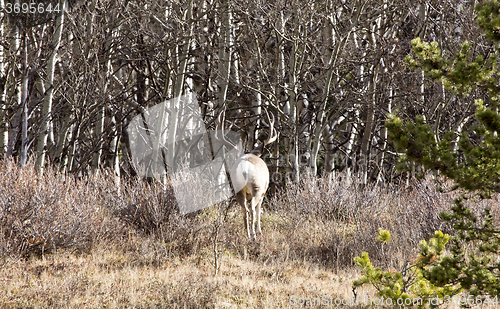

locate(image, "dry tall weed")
(0, 160), (126, 258)
(2, 159), (497, 272)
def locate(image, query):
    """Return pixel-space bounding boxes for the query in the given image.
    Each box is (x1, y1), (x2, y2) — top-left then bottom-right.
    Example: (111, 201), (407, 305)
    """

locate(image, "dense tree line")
(0, 0), (483, 187)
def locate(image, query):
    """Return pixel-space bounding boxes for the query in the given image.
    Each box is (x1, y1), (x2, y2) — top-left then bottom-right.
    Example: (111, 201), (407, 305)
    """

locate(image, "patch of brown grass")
(0, 245), (367, 308)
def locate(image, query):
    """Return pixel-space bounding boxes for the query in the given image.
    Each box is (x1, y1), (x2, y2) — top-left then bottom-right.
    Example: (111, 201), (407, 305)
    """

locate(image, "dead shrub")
(3, 158), (497, 276)
(0, 160), (125, 258)
(264, 173), (495, 270)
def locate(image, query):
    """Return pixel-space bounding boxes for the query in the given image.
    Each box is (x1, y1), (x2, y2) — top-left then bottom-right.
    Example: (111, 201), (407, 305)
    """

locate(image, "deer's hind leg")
(249, 195), (263, 240)
(255, 196), (264, 236)
(235, 191), (251, 239)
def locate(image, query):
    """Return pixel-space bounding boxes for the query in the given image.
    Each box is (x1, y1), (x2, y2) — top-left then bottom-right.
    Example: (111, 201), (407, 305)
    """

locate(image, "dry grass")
(0, 245), (367, 308)
(1, 160), (499, 308)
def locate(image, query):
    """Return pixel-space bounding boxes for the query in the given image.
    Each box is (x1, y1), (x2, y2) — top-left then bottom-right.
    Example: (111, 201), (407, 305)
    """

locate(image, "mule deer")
(215, 108), (278, 240)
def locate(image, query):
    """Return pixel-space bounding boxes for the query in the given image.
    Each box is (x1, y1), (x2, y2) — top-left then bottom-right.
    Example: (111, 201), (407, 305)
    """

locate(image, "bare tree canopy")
(0, 0), (483, 187)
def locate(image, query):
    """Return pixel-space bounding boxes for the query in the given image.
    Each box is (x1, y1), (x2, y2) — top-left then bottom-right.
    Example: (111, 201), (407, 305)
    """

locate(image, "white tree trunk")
(288, 38), (299, 182)
(309, 21), (352, 176)
(54, 114), (73, 171)
(309, 16), (334, 176)
(164, 0), (193, 174)
(376, 64), (391, 185)
(359, 21), (381, 185)
(20, 36), (29, 168)
(359, 67), (377, 184)
(375, 1), (393, 184)
(0, 0), (7, 156)
(35, 0), (66, 172)
(218, 0), (232, 107)
(66, 118), (81, 173)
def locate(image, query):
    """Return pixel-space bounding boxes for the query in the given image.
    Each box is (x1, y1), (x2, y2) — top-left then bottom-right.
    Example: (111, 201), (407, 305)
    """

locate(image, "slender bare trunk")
(218, 0), (232, 107)
(275, 11), (291, 179)
(345, 109), (358, 181)
(289, 37), (299, 182)
(35, 0), (66, 172)
(54, 114), (73, 171)
(323, 124), (335, 174)
(164, 0), (193, 174)
(107, 115), (120, 174)
(20, 35), (29, 168)
(359, 70), (376, 185)
(0, 0), (7, 156)
(6, 20), (21, 158)
(92, 106), (105, 172)
(359, 20), (380, 184)
(309, 16), (334, 176)
(376, 74), (391, 185)
(67, 123), (80, 173)
(309, 4), (355, 176)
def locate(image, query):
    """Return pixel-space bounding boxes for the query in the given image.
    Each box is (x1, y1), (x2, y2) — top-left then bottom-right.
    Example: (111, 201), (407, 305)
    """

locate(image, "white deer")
(215, 108), (278, 240)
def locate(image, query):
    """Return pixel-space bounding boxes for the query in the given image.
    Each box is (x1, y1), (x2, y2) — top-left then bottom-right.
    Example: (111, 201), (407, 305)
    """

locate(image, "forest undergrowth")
(1, 160), (498, 308)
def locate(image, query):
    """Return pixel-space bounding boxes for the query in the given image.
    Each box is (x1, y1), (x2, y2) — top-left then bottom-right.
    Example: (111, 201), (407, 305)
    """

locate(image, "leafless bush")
(3, 158), (496, 276)
(115, 178), (177, 234)
(113, 175), (213, 257)
(266, 173), (497, 270)
(0, 160), (126, 258)
(0, 160), (214, 260)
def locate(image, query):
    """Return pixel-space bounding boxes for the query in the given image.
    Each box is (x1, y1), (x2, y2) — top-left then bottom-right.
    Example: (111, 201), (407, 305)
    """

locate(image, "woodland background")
(0, 0), (484, 185)
(1, 1), (498, 308)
